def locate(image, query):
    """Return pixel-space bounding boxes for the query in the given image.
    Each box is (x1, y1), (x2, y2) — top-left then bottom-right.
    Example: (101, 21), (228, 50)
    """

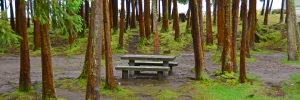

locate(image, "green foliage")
(111, 29), (128, 53)
(0, 90), (41, 100)
(281, 73), (300, 100)
(281, 57), (300, 65)
(0, 12), (20, 50)
(101, 87), (136, 100)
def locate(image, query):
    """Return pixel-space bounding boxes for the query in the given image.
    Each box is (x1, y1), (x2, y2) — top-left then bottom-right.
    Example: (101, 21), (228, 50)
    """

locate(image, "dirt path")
(126, 32), (139, 54)
(0, 52), (299, 99)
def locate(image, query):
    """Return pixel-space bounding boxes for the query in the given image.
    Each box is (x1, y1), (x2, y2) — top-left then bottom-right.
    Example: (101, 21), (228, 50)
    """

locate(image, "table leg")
(163, 61), (171, 75)
(128, 60), (137, 77)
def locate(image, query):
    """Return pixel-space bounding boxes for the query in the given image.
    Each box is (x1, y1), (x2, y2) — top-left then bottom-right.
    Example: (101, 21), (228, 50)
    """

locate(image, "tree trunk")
(0, 0), (4, 11)
(33, 19), (41, 49)
(190, 0), (206, 80)
(206, 0), (213, 45)
(119, 0), (125, 48)
(131, 0), (137, 28)
(287, 0), (298, 61)
(144, 0), (151, 39)
(85, 0), (102, 99)
(280, 0), (285, 23)
(173, 0), (180, 41)
(161, 0), (169, 32)
(217, 0), (225, 48)
(26, 1), (30, 28)
(85, 0), (90, 27)
(197, 0), (204, 49)
(168, 0), (172, 19)
(213, 0), (217, 25)
(232, 0), (240, 73)
(152, 0), (160, 54)
(78, 0), (85, 37)
(268, 0), (273, 13)
(9, 0), (15, 31)
(138, 0), (145, 39)
(186, 7), (191, 32)
(261, 0), (265, 15)
(16, 0), (31, 92)
(113, 0), (119, 30)
(285, 0), (289, 24)
(126, 0), (131, 30)
(263, 0), (270, 25)
(159, 0), (161, 21)
(221, 0), (233, 73)
(248, 0), (257, 57)
(240, 0), (248, 83)
(104, 0), (117, 89)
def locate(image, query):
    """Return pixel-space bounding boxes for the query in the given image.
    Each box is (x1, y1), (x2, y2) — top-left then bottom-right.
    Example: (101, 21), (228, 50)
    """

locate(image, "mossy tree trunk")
(152, 0), (160, 54)
(217, 0), (225, 48)
(206, 0), (213, 45)
(144, 0), (151, 39)
(161, 0), (169, 32)
(16, 0), (31, 92)
(232, 0), (240, 73)
(240, 0), (248, 83)
(173, 0), (180, 41)
(287, 0), (298, 61)
(119, 0), (125, 48)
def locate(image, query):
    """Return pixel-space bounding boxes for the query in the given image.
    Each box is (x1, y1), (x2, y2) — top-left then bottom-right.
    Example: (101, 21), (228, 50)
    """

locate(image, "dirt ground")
(0, 51), (300, 99)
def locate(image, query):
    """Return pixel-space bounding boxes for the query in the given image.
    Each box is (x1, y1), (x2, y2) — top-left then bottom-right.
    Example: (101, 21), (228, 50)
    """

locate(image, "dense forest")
(0, 0), (300, 100)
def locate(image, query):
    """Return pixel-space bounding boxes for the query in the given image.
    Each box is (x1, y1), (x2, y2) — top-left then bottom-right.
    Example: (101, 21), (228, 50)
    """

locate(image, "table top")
(121, 54), (176, 61)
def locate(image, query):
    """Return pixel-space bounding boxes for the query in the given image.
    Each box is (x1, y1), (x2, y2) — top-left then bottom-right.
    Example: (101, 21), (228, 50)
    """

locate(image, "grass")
(281, 57), (300, 65)
(280, 73), (300, 100)
(154, 90), (180, 100)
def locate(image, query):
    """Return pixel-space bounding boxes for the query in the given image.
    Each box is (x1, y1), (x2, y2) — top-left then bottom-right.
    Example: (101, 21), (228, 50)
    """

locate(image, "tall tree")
(213, 0), (217, 25)
(287, 0), (298, 61)
(112, 0), (118, 30)
(232, 0), (240, 72)
(85, 0), (102, 99)
(206, 0), (213, 45)
(125, 0), (131, 30)
(104, 0), (117, 89)
(85, 0), (90, 27)
(16, 0), (31, 92)
(119, 0), (125, 48)
(217, 0), (225, 48)
(197, 0), (204, 49)
(35, 0), (56, 98)
(158, 0), (161, 21)
(161, 0), (169, 32)
(280, 0), (285, 23)
(173, 0), (180, 41)
(153, 0), (160, 54)
(138, 0), (145, 39)
(131, 0), (137, 28)
(0, 0), (4, 11)
(9, 0), (15, 31)
(168, 0), (172, 19)
(268, 0), (273, 13)
(248, 0), (257, 55)
(221, 0), (233, 73)
(26, 1), (30, 27)
(261, 0), (265, 15)
(240, 0), (248, 83)
(190, 0), (206, 80)
(144, 0), (151, 38)
(263, 0), (270, 25)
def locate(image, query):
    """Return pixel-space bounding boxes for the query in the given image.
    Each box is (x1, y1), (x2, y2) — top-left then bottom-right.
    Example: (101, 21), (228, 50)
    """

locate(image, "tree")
(119, 0), (125, 48)
(232, 0), (240, 72)
(190, 0), (206, 80)
(261, 0), (265, 15)
(35, 0), (56, 98)
(161, 0), (169, 32)
(126, 0), (131, 30)
(263, 0), (270, 25)
(112, 0), (118, 30)
(138, 0), (145, 39)
(153, 0), (160, 54)
(287, 0), (298, 61)
(240, 0), (248, 83)
(103, 0), (117, 89)
(144, 0), (151, 38)
(9, 0), (15, 31)
(168, 0), (172, 19)
(16, 0), (31, 92)
(221, 0), (233, 73)
(213, 0), (217, 25)
(280, 0), (285, 23)
(85, 0), (89, 27)
(268, 0), (273, 13)
(173, 0), (180, 41)
(197, 0), (204, 49)
(85, 0), (102, 99)
(206, 0), (213, 45)
(131, 0), (137, 28)
(217, 0), (225, 48)
(248, 0), (257, 57)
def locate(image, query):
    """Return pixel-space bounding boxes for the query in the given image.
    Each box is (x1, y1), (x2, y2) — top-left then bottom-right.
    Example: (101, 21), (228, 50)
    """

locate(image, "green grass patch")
(154, 90), (180, 100)
(0, 90), (41, 100)
(281, 57), (300, 65)
(280, 73), (300, 100)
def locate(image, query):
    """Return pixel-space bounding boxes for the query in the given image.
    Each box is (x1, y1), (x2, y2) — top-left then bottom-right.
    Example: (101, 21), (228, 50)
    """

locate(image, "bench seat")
(115, 66), (169, 80)
(134, 61), (178, 67)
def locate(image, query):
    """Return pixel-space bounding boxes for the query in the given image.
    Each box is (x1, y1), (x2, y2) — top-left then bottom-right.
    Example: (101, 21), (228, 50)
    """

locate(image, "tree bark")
(287, 0), (298, 61)
(85, 0), (90, 27)
(232, 0), (240, 73)
(240, 0), (248, 83)
(186, 7), (191, 32)
(85, 0), (102, 99)
(213, 0), (217, 25)
(261, 0), (265, 15)
(161, 0), (169, 32)
(144, 0), (151, 38)
(131, 0), (137, 28)
(113, 0), (118, 30)
(221, 0), (233, 73)
(268, 0), (273, 13)
(263, 0), (270, 25)
(138, 0), (145, 39)
(126, 0), (131, 30)
(247, 0), (257, 57)
(26, 1), (30, 28)
(197, 0), (204, 50)
(168, 0), (172, 19)
(206, 0), (213, 45)
(104, 0), (117, 89)
(173, 0), (180, 41)
(9, 0), (15, 31)
(119, 0), (125, 48)
(217, 0), (225, 48)
(152, 0), (160, 54)
(16, 0), (31, 92)
(190, 0), (206, 80)
(158, 0), (161, 21)
(280, 0), (285, 23)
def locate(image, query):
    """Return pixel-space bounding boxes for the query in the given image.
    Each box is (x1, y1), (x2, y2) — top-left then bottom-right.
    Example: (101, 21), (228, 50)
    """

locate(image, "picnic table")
(115, 54), (178, 80)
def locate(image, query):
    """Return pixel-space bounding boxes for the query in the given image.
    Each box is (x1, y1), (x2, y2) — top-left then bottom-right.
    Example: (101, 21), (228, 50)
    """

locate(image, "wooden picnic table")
(117, 54), (177, 80)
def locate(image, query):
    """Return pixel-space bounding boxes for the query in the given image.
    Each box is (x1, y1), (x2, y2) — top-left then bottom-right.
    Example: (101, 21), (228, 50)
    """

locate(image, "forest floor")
(0, 51), (299, 99)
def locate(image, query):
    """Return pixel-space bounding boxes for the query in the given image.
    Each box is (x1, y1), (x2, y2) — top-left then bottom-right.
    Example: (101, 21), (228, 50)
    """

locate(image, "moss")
(155, 90), (180, 100)
(0, 90), (41, 100)
(281, 73), (300, 100)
